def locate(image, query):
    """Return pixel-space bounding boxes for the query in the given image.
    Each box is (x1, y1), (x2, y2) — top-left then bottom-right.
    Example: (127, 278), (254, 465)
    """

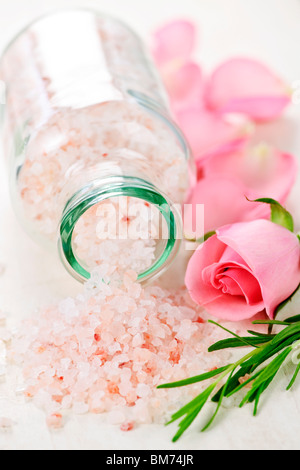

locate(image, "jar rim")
(58, 176), (182, 284)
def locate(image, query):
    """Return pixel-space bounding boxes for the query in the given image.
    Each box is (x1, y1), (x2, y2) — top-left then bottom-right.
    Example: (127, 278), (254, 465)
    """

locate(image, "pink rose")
(185, 219), (300, 321)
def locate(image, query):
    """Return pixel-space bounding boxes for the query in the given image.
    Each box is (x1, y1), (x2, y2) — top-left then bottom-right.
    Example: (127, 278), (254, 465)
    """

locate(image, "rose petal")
(202, 143), (298, 203)
(185, 235), (227, 305)
(152, 20), (196, 65)
(161, 61), (204, 112)
(199, 294), (265, 321)
(219, 267), (263, 305)
(217, 220), (300, 318)
(203, 261), (251, 297)
(217, 270), (245, 296)
(184, 176), (269, 238)
(185, 236), (265, 320)
(206, 58), (291, 121)
(219, 96), (291, 122)
(176, 107), (252, 162)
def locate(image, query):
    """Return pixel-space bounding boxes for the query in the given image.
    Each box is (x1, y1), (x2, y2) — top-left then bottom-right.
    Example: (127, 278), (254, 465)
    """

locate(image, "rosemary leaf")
(208, 320), (260, 348)
(201, 370), (235, 432)
(158, 318), (300, 442)
(287, 361), (300, 391)
(209, 336), (271, 352)
(167, 383), (217, 424)
(157, 365), (230, 389)
(239, 347), (292, 408)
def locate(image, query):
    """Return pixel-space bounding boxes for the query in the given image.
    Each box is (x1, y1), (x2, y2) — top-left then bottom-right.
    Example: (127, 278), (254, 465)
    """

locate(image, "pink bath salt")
(238, 374), (253, 388)
(120, 421), (134, 432)
(0, 417), (15, 429)
(9, 270), (232, 428)
(46, 413), (63, 429)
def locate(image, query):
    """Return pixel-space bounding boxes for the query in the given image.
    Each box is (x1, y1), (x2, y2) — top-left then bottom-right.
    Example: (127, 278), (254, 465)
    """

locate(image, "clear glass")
(0, 9), (194, 283)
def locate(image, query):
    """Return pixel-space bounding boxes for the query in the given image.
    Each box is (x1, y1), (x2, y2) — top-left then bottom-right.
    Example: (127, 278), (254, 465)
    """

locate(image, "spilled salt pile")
(9, 267), (230, 430)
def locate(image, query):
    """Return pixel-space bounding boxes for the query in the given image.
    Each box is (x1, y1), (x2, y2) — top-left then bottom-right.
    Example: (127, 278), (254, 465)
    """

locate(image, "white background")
(0, 0), (300, 450)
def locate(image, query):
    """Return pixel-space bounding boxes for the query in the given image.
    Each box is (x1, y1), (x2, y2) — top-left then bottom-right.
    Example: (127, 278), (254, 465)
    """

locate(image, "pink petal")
(216, 269), (245, 296)
(202, 143), (298, 203)
(219, 96), (290, 122)
(185, 236), (265, 321)
(185, 235), (227, 305)
(198, 294), (265, 321)
(183, 176), (269, 238)
(217, 220), (300, 318)
(152, 20), (196, 66)
(176, 107), (252, 162)
(161, 61), (204, 112)
(219, 266), (263, 305)
(206, 58), (291, 121)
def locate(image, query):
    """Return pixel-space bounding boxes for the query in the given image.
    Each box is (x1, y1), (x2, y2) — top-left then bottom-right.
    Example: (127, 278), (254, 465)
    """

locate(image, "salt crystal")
(0, 417), (15, 429)
(132, 334), (143, 348)
(120, 421), (134, 432)
(112, 353), (129, 365)
(60, 358), (72, 370)
(46, 413), (63, 429)
(73, 402), (89, 415)
(108, 342), (122, 355)
(59, 298), (79, 318)
(175, 319), (198, 341)
(179, 306), (197, 320)
(221, 396), (237, 409)
(132, 399), (151, 423)
(32, 365), (48, 378)
(119, 380), (133, 397)
(61, 395), (72, 409)
(136, 384), (151, 398)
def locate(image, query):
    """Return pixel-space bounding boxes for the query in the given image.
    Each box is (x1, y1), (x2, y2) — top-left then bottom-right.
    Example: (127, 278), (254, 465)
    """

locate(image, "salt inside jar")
(0, 10), (194, 283)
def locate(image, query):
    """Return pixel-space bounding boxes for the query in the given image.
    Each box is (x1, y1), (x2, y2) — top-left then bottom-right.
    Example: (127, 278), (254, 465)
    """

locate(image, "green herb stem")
(158, 318), (300, 441)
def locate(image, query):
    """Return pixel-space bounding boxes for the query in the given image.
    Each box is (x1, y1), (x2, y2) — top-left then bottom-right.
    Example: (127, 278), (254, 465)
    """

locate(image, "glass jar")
(0, 9), (194, 284)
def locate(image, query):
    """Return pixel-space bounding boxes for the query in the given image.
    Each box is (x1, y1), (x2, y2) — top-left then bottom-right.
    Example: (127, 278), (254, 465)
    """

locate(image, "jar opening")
(58, 177), (182, 284)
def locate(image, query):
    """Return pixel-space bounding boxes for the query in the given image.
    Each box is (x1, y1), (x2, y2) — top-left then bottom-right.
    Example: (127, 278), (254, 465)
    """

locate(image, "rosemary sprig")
(158, 318), (300, 442)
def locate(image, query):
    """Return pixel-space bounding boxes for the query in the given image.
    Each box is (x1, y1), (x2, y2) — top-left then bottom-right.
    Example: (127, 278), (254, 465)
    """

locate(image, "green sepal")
(204, 231), (216, 241)
(185, 231), (216, 244)
(251, 197), (294, 232)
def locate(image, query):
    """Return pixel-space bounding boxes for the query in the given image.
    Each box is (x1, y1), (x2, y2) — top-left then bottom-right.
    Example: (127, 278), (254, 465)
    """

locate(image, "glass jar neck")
(58, 175), (182, 284)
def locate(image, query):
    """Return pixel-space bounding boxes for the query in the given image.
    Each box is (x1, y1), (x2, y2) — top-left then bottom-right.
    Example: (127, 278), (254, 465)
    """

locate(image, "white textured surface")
(0, 0), (300, 450)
